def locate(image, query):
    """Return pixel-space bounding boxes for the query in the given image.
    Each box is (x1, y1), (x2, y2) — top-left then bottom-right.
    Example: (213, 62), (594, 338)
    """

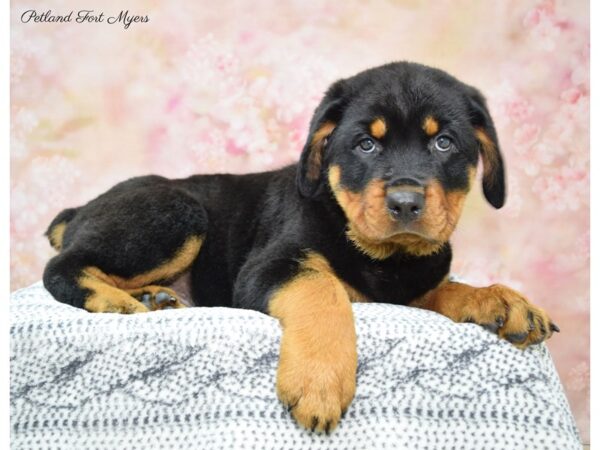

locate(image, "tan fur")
(417, 180), (467, 245)
(369, 117), (387, 139)
(328, 165), (474, 259)
(79, 271), (149, 313)
(422, 115), (439, 136)
(48, 222), (67, 251)
(109, 235), (202, 289)
(475, 127), (499, 188)
(307, 121), (336, 181)
(83, 266), (117, 286)
(411, 280), (555, 349)
(328, 165), (391, 242)
(268, 253), (357, 433)
(346, 226), (445, 258)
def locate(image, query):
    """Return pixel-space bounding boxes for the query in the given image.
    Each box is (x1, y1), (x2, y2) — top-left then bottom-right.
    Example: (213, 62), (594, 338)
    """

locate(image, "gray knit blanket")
(10, 282), (581, 449)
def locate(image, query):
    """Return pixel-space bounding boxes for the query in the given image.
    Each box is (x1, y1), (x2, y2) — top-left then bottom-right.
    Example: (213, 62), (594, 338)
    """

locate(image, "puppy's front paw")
(463, 284), (559, 349)
(277, 354), (356, 434)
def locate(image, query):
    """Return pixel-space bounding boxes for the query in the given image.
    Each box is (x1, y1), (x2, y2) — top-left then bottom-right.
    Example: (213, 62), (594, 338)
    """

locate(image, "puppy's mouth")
(387, 227), (437, 242)
(363, 220), (440, 246)
(345, 220), (444, 259)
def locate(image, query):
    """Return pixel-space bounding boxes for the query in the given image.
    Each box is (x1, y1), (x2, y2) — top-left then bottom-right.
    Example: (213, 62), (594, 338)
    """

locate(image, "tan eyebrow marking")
(369, 117), (387, 139)
(422, 116), (439, 136)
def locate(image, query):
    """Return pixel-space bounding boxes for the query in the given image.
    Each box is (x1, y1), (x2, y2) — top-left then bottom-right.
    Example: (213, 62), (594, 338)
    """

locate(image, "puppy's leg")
(78, 265), (151, 313)
(43, 252), (148, 313)
(43, 178), (207, 313)
(44, 235), (202, 313)
(270, 260), (357, 433)
(411, 279), (558, 349)
(234, 250), (357, 433)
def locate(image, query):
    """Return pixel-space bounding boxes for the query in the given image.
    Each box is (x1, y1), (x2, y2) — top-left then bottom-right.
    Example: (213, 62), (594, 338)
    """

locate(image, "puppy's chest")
(337, 263), (422, 305)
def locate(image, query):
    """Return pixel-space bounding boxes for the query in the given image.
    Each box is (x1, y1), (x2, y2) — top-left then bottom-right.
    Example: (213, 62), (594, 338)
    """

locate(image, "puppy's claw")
(310, 416), (318, 432)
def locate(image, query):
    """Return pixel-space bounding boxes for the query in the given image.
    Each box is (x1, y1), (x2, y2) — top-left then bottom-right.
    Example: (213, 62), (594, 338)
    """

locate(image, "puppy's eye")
(434, 136), (453, 152)
(358, 138), (376, 153)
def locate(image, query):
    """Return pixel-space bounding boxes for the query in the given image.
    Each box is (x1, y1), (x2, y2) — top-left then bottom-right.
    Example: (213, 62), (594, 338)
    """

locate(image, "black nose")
(386, 191), (424, 222)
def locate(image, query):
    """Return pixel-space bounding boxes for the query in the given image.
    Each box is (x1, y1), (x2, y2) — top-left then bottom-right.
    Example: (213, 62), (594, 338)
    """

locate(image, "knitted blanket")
(10, 282), (580, 449)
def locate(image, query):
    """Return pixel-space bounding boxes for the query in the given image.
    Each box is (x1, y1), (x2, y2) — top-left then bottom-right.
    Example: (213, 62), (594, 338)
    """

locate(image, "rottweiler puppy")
(43, 62), (558, 433)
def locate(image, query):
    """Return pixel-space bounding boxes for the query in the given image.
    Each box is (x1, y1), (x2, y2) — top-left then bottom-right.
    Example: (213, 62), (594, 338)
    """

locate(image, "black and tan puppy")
(43, 62), (557, 433)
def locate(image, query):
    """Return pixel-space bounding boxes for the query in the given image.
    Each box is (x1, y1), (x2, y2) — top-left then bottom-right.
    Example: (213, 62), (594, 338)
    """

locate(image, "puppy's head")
(297, 62), (505, 258)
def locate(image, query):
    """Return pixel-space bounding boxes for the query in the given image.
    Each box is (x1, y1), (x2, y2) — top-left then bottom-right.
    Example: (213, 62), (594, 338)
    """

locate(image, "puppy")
(43, 62), (557, 433)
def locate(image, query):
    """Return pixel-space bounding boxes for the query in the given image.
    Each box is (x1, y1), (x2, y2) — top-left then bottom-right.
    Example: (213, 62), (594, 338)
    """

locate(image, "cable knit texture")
(11, 282), (580, 449)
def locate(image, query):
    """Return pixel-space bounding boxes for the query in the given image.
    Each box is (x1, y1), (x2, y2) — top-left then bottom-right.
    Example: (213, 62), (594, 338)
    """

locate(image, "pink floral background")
(10, 0), (589, 441)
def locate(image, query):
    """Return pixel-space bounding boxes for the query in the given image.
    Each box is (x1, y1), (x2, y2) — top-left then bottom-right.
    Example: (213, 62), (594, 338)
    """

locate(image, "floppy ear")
(467, 87), (506, 209)
(297, 80), (347, 198)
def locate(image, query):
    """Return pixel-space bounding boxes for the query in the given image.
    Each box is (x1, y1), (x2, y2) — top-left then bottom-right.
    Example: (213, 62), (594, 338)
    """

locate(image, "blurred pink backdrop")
(10, 0), (589, 441)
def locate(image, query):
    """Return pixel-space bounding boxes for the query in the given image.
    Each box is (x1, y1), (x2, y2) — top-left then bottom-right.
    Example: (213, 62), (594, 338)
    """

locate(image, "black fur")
(43, 62), (504, 313)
